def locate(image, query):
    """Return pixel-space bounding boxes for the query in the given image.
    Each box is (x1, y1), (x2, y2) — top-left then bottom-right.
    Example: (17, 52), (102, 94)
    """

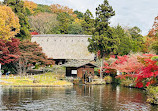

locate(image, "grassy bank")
(0, 73), (73, 87)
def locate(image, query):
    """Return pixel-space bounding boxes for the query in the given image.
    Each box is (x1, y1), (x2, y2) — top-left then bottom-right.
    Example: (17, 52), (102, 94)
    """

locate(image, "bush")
(104, 76), (112, 84)
(146, 86), (158, 104)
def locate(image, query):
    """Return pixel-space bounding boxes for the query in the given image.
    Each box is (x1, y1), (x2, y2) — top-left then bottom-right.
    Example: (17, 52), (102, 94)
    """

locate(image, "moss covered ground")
(0, 72), (72, 87)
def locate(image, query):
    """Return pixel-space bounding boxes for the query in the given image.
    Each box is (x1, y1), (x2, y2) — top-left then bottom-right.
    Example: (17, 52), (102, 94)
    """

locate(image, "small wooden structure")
(63, 60), (97, 78)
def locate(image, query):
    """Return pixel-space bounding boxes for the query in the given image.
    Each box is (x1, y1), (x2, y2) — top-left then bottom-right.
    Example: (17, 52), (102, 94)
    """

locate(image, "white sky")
(1, 0), (158, 35)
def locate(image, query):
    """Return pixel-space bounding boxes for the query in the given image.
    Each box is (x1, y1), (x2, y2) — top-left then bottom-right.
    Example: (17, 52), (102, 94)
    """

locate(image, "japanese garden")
(0, 0), (158, 110)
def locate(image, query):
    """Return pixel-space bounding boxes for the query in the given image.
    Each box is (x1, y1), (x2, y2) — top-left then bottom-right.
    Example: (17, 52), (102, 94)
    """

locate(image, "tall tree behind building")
(81, 9), (94, 35)
(88, 0), (119, 79)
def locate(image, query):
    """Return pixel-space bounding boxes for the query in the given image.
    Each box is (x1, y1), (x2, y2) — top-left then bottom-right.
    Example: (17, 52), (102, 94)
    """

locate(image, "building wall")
(66, 66), (94, 78)
(77, 67), (94, 78)
(31, 34), (95, 60)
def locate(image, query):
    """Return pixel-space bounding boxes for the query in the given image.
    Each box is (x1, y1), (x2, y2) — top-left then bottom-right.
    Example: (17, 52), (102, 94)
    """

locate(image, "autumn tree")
(0, 5), (20, 40)
(0, 38), (20, 73)
(146, 16), (158, 54)
(50, 4), (73, 15)
(148, 16), (158, 37)
(24, 0), (37, 15)
(29, 12), (59, 34)
(4, 0), (31, 40)
(81, 9), (94, 35)
(88, 0), (118, 79)
(17, 40), (54, 75)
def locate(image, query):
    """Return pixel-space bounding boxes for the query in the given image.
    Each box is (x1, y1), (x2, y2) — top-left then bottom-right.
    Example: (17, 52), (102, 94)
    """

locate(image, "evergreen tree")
(88, 0), (118, 58)
(88, 0), (119, 79)
(82, 9), (94, 35)
(4, 0), (31, 40)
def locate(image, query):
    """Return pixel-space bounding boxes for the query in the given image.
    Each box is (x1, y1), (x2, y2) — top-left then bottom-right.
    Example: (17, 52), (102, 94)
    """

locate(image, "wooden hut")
(63, 60), (97, 78)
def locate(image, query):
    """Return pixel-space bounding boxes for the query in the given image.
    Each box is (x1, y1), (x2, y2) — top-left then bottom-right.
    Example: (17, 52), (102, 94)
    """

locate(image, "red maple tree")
(0, 38), (20, 65)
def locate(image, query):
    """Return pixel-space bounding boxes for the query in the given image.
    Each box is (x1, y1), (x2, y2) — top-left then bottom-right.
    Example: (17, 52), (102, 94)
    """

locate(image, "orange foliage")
(148, 16), (158, 37)
(50, 4), (73, 15)
(24, 0), (37, 14)
(0, 5), (20, 40)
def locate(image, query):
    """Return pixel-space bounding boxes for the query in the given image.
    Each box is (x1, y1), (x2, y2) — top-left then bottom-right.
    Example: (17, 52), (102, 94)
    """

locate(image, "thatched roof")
(31, 34), (95, 60)
(63, 60), (98, 68)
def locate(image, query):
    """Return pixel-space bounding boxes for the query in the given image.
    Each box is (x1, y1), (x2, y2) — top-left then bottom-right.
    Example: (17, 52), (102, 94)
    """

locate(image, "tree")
(0, 38), (20, 65)
(81, 9), (94, 35)
(0, 5), (20, 40)
(150, 41), (158, 54)
(4, 0), (31, 40)
(88, 0), (118, 79)
(148, 16), (158, 37)
(112, 25), (133, 55)
(29, 12), (59, 34)
(74, 10), (83, 19)
(127, 26), (144, 52)
(34, 4), (51, 14)
(0, 38), (20, 73)
(50, 4), (73, 15)
(17, 40), (54, 75)
(24, 0), (37, 14)
(68, 23), (83, 34)
(57, 12), (74, 34)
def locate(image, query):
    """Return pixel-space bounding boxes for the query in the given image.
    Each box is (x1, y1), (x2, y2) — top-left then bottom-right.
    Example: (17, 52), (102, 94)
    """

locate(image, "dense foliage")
(0, 5), (20, 40)
(4, 0), (31, 40)
(29, 12), (59, 34)
(103, 54), (158, 88)
(0, 38), (20, 65)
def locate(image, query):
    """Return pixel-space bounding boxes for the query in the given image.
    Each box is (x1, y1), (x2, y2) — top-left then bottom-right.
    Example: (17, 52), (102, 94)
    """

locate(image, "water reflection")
(0, 85), (157, 111)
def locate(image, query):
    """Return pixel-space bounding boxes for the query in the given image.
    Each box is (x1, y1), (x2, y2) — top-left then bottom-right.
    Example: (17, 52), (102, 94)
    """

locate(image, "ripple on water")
(0, 85), (157, 111)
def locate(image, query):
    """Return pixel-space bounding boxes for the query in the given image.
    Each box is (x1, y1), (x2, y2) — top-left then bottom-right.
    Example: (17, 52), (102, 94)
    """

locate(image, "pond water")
(0, 85), (158, 111)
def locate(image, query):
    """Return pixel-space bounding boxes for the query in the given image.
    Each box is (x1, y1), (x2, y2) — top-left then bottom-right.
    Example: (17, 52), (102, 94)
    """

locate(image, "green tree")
(82, 9), (94, 35)
(34, 4), (51, 14)
(4, 0), (31, 40)
(68, 23), (83, 34)
(150, 41), (158, 54)
(113, 25), (133, 55)
(127, 26), (144, 52)
(57, 12), (73, 34)
(74, 10), (83, 19)
(88, 0), (118, 79)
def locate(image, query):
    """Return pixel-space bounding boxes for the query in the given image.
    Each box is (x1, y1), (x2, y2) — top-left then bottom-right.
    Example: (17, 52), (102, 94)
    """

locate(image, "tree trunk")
(100, 58), (103, 80)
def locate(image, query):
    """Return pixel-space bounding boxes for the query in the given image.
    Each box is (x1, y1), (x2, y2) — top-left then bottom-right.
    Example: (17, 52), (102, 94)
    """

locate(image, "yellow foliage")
(24, 0), (37, 14)
(0, 5), (20, 40)
(73, 18), (83, 25)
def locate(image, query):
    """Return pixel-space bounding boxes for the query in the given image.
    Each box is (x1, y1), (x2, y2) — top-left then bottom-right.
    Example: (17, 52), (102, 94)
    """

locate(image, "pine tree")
(82, 9), (94, 35)
(4, 0), (31, 40)
(88, 0), (119, 79)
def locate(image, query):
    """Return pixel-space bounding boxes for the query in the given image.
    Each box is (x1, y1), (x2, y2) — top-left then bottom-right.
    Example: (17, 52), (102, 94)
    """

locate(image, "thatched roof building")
(31, 34), (95, 64)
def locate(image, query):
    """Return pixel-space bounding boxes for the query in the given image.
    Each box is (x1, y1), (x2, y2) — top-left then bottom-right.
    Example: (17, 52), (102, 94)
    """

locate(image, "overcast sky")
(1, 0), (158, 35)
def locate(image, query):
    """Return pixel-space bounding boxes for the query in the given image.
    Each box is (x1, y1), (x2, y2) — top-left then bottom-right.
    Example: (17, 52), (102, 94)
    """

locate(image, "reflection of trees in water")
(0, 85), (156, 111)
(1, 87), (70, 109)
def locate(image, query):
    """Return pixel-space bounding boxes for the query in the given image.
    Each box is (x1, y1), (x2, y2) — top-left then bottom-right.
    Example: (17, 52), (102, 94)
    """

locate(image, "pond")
(0, 85), (157, 111)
